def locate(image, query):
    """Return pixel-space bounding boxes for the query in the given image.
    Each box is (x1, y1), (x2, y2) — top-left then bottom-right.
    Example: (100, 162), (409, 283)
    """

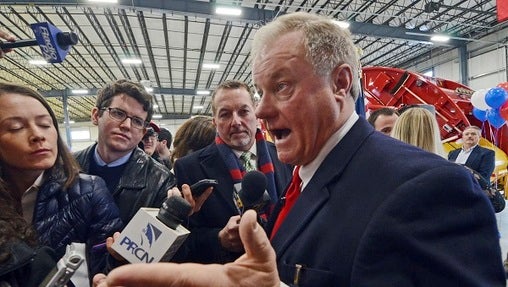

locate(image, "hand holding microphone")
(0, 29), (15, 58)
(168, 181), (215, 216)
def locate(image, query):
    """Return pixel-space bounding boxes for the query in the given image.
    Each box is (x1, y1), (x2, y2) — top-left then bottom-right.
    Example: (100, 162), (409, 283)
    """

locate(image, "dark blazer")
(174, 142), (292, 263)
(448, 145), (495, 184)
(268, 118), (504, 286)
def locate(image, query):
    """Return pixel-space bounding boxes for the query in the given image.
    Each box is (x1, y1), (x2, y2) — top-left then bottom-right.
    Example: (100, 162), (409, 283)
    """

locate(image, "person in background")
(0, 29), (15, 58)
(448, 125), (495, 185)
(367, 107), (399, 135)
(0, 82), (122, 281)
(140, 126), (159, 157)
(154, 127), (173, 170)
(391, 107), (445, 157)
(92, 11), (505, 287)
(173, 80), (292, 264)
(171, 115), (215, 164)
(73, 79), (176, 225)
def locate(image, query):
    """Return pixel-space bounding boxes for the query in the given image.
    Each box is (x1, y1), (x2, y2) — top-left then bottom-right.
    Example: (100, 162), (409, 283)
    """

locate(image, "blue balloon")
(472, 107), (487, 122)
(485, 87), (508, 109)
(486, 108), (506, 128)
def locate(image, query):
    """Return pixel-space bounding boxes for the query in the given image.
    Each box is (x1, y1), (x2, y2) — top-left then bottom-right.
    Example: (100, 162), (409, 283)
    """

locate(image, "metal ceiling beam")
(4, 0), (468, 47)
(41, 87), (208, 97)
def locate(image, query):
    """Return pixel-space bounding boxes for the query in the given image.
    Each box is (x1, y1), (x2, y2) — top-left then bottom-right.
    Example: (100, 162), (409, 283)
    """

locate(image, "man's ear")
(91, 107), (100, 126)
(331, 64), (353, 100)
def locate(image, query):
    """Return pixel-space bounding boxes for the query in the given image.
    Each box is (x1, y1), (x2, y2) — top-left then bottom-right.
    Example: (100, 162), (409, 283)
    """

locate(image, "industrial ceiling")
(0, 0), (506, 122)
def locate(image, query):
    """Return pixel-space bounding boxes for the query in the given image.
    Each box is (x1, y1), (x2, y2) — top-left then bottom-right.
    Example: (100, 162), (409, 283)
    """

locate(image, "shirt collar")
(93, 146), (133, 167)
(462, 144), (478, 152)
(25, 171), (45, 193)
(233, 144), (257, 159)
(300, 112), (359, 190)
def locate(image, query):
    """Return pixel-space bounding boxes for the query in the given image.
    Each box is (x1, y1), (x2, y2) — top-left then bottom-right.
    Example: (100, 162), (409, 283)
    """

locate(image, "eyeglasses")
(101, 107), (148, 130)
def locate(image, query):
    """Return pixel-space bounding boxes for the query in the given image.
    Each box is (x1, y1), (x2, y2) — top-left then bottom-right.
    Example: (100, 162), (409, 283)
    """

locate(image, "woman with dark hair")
(0, 82), (123, 282)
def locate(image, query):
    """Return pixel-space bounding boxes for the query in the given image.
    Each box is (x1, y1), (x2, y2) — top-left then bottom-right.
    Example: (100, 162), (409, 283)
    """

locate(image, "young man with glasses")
(74, 79), (176, 224)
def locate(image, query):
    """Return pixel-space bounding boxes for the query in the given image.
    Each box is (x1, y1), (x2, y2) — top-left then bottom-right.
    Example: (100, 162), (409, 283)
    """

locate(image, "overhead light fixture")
(88, 0), (118, 3)
(71, 89), (88, 95)
(333, 20), (350, 29)
(215, 6), (242, 16)
(430, 35), (450, 42)
(152, 114), (163, 119)
(145, 87), (154, 93)
(29, 59), (48, 65)
(193, 105), (204, 110)
(203, 63), (220, 69)
(197, 90), (210, 95)
(153, 104), (159, 109)
(121, 58), (142, 65)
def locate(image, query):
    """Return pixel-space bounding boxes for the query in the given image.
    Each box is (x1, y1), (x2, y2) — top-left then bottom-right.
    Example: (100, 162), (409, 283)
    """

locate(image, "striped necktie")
(241, 151), (256, 172)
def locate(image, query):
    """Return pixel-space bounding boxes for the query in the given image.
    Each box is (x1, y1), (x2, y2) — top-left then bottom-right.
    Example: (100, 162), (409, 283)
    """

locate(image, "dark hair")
(171, 116), (216, 163)
(211, 80), (255, 115)
(158, 128), (173, 148)
(367, 107), (399, 127)
(0, 82), (80, 191)
(95, 79), (154, 122)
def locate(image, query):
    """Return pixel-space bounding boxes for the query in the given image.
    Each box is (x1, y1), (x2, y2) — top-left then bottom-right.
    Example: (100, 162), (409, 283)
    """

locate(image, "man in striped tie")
(173, 80), (292, 264)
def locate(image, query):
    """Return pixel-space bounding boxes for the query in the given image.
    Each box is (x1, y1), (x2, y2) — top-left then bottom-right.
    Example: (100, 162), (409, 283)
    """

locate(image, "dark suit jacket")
(267, 118), (504, 286)
(173, 142), (292, 263)
(448, 145), (495, 184)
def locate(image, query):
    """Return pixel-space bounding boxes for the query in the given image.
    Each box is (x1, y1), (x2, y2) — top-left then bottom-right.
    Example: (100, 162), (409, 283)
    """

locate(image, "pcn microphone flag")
(498, 0), (508, 22)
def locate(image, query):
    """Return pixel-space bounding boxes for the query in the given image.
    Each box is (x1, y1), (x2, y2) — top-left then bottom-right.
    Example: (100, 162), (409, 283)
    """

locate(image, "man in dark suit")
(173, 80), (292, 264)
(448, 125), (495, 186)
(92, 12), (505, 287)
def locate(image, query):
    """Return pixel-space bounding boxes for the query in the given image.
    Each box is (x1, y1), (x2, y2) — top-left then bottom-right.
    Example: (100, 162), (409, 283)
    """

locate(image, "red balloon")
(498, 82), (508, 93)
(501, 100), (508, 121)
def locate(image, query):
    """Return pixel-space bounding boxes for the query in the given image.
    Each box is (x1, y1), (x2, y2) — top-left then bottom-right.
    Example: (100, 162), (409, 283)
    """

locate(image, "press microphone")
(233, 170), (271, 215)
(0, 22), (78, 63)
(111, 196), (192, 263)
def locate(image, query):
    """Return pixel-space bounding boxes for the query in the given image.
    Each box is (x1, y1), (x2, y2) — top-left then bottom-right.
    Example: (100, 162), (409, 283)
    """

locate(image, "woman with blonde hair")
(391, 107), (445, 157)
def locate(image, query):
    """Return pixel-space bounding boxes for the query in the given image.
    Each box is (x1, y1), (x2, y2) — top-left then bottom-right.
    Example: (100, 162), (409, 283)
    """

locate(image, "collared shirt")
(22, 171), (45, 224)
(455, 144), (478, 165)
(233, 144), (258, 170)
(93, 146), (133, 167)
(300, 112), (359, 191)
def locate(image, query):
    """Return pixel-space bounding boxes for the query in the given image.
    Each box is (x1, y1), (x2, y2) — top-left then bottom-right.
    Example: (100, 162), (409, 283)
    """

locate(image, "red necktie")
(271, 166), (301, 239)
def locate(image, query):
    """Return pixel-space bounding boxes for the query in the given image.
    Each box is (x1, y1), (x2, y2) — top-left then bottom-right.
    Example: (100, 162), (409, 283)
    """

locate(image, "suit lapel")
(200, 145), (239, 214)
(270, 119), (374, 256)
(465, 146), (480, 168)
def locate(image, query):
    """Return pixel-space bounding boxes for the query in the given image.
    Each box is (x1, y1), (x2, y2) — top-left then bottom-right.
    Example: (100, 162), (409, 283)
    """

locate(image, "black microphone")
(157, 196), (192, 229)
(233, 170), (270, 215)
(111, 196), (192, 263)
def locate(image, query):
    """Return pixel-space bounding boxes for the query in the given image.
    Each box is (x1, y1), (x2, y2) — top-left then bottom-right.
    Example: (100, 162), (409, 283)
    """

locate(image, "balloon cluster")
(471, 82), (508, 128)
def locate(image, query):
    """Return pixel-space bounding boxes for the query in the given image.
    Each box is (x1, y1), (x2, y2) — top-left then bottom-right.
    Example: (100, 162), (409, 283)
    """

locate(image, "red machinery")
(362, 66), (508, 154)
